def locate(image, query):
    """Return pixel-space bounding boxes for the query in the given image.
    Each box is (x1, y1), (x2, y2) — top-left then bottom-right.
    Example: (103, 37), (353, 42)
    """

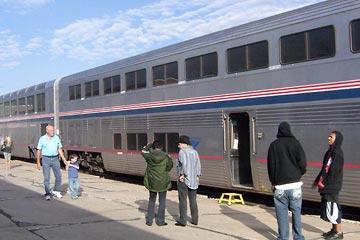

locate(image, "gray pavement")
(0, 160), (359, 240)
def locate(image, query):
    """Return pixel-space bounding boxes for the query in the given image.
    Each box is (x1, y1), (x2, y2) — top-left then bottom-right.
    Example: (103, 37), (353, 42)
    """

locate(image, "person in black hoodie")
(313, 131), (344, 240)
(268, 122), (307, 240)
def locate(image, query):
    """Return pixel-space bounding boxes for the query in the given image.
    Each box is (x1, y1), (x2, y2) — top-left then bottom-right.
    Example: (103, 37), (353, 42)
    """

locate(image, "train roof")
(2, 0), (360, 96)
(59, 0), (359, 83)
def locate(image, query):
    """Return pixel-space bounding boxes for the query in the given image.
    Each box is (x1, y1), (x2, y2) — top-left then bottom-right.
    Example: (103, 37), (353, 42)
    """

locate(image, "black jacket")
(314, 131), (344, 195)
(267, 122), (307, 186)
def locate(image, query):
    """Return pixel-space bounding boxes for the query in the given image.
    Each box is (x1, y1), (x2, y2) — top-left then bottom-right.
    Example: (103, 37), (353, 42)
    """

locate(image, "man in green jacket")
(142, 140), (173, 226)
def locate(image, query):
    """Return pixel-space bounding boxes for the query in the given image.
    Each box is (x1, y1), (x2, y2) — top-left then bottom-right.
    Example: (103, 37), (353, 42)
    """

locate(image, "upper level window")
(69, 84), (81, 100)
(85, 80), (99, 98)
(11, 100), (17, 116)
(36, 93), (45, 112)
(154, 132), (179, 153)
(18, 97), (26, 115)
(4, 101), (10, 116)
(104, 75), (121, 94)
(153, 62), (178, 86)
(126, 69), (146, 91)
(351, 19), (360, 53)
(227, 41), (269, 73)
(0, 102), (3, 117)
(186, 52), (218, 81)
(27, 95), (35, 114)
(281, 26), (335, 64)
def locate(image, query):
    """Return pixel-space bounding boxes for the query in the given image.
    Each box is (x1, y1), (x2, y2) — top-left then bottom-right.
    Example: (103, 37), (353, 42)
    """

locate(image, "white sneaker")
(52, 191), (63, 199)
(45, 195), (51, 201)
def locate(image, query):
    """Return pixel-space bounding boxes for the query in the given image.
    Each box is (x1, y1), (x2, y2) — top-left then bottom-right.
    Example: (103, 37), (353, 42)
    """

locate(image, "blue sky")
(0, 0), (324, 95)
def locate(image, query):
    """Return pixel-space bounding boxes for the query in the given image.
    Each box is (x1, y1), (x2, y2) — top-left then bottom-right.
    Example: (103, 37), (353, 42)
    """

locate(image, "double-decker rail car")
(0, 0), (360, 207)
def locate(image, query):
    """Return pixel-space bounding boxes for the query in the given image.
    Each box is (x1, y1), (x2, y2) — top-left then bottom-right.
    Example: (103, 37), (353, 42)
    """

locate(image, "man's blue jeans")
(69, 177), (80, 197)
(42, 156), (62, 196)
(274, 187), (304, 240)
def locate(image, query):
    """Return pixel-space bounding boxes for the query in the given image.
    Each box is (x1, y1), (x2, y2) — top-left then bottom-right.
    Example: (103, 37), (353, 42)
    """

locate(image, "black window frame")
(0, 102), (3, 117)
(114, 133), (122, 149)
(18, 97), (26, 115)
(11, 99), (17, 116)
(85, 80), (99, 98)
(125, 69), (147, 91)
(350, 18), (360, 53)
(152, 61), (178, 86)
(227, 40), (269, 73)
(69, 84), (81, 100)
(4, 101), (10, 117)
(27, 95), (35, 114)
(186, 52), (218, 81)
(280, 25), (335, 64)
(104, 75), (121, 95)
(154, 132), (179, 153)
(36, 93), (45, 113)
(127, 133), (148, 151)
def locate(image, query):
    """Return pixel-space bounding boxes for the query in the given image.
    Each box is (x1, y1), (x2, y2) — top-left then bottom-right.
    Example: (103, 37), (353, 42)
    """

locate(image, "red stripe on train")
(258, 159), (360, 169)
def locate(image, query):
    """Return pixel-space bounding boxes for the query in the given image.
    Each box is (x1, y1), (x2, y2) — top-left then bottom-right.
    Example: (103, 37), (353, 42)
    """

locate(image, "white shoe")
(52, 191), (63, 199)
(45, 195), (51, 201)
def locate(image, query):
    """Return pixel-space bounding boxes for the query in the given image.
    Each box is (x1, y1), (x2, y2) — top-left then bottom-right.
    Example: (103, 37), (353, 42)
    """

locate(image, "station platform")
(0, 160), (359, 240)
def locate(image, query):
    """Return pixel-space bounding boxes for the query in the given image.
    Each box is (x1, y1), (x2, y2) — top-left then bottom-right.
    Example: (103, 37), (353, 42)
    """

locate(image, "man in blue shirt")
(175, 135), (201, 227)
(36, 125), (68, 200)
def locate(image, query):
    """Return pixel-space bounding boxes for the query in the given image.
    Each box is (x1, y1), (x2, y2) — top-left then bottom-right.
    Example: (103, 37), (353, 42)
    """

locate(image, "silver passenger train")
(0, 0), (359, 207)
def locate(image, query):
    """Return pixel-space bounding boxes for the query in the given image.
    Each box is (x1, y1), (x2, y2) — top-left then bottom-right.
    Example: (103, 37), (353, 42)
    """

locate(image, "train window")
(154, 132), (179, 153)
(280, 26), (335, 64)
(154, 133), (166, 151)
(27, 95), (35, 114)
(308, 27), (335, 59)
(36, 93), (45, 112)
(126, 69), (147, 91)
(351, 19), (360, 53)
(85, 80), (99, 98)
(4, 101), (10, 116)
(0, 102), (3, 117)
(18, 97), (26, 115)
(127, 133), (137, 150)
(152, 62), (178, 86)
(114, 133), (122, 149)
(138, 133), (147, 151)
(103, 75), (121, 95)
(227, 40), (268, 73)
(11, 99), (17, 116)
(69, 84), (81, 100)
(127, 133), (148, 151)
(186, 52), (218, 81)
(202, 53), (218, 78)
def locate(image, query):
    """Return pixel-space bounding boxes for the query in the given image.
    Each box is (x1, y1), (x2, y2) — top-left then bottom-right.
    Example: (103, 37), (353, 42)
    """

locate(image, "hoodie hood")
(330, 130), (343, 152)
(276, 122), (294, 138)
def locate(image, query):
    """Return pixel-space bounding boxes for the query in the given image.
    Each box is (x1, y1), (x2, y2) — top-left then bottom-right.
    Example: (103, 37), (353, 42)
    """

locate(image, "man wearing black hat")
(175, 135), (201, 227)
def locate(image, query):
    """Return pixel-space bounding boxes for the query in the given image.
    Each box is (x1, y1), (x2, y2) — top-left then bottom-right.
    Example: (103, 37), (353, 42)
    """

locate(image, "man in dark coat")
(267, 122), (307, 240)
(142, 140), (173, 226)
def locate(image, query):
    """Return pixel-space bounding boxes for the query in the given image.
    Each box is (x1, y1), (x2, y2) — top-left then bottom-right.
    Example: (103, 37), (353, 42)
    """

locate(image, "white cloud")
(0, 31), (43, 69)
(0, 0), (52, 8)
(48, 0), (324, 62)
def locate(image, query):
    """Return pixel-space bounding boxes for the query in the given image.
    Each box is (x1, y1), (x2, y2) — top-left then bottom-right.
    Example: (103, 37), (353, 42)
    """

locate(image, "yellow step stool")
(218, 193), (245, 205)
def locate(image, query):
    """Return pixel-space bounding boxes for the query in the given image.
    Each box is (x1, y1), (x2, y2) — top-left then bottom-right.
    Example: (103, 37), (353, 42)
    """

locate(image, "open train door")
(226, 112), (253, 187)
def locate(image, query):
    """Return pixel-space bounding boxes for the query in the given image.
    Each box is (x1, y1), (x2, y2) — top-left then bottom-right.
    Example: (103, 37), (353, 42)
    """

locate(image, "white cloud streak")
(49, 0), (324, 62)
(0, 31), (43, 69)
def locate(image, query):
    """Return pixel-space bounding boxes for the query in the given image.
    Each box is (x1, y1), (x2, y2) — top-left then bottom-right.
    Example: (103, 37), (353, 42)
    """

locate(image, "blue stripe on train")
(60, 88), (360, 120)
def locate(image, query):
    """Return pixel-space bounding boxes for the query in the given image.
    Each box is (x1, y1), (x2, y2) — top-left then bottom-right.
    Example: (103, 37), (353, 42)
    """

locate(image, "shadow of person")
(220, 204), (278, 239)
(256, 203), (325, 238)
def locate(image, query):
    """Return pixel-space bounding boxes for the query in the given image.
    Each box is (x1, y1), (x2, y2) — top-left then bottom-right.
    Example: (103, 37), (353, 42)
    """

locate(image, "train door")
(227, 112), (253, 187)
